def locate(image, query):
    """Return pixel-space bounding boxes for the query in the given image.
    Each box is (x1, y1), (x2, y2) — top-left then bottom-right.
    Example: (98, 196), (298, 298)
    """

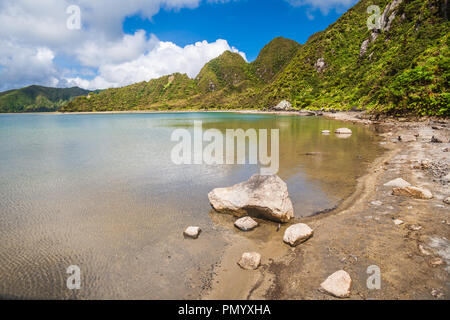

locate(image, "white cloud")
(0, 0), (246, 91)
(66, 36), (247, 90)
(286, 0), (358, 15)
(0, 41), (60, 90)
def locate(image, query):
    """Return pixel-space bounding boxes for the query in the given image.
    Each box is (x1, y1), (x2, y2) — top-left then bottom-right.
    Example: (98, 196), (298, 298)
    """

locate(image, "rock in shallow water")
(184, 226), (201, 239)
(234, 216), (258, 231)
(238, 252), (261, 270)
(320, 270), (352, 298)
(392, 186), (433, 199)
(208, 174), (294, 223)
(334, 128), (352, 135)
(283, 223), (313, 247)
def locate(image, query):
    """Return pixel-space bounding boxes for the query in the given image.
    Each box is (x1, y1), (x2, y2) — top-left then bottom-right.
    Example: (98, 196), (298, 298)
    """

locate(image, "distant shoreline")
(0, 109), (343, 117)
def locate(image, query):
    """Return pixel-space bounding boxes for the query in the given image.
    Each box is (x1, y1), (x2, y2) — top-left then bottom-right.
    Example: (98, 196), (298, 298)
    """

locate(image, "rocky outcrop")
(320, 270), (352, 298)
(234, 216), (258, 231)
(272, 100), (292, 111)
(184, 226), (201, 239)
(360, 0), (404, 57)
(238, 252), (261, 270)
(208, 174), (294, 223)
(283, 223), (314, 247)
(314, 58), (326, 73)
(392, 186), (433, 199)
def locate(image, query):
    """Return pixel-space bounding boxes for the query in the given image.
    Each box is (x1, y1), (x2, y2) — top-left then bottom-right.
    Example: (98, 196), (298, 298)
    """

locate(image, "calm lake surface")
(0, 112), (383, 299)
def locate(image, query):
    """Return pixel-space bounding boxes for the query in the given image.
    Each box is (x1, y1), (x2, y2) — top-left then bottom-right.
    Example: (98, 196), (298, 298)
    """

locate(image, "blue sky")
(124, 0), (348, 61)
(0, 0), (358, 91)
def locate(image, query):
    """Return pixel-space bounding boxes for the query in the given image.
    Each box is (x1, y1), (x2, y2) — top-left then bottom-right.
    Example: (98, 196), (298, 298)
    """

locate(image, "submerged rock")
(238, 252), (261, 270)
(321, 130), (331, 135)
(335, 128), (352, 135)
(234, 216), (258, 231)
(283, 223), (313, 247)
(392, 186), (433, 199)
(383, 178), (411, 188)
(208, 174), (294, 223)
(183, 226), (201, 239)
(272, 100), (292, 111)
(320, 270), (352, 298)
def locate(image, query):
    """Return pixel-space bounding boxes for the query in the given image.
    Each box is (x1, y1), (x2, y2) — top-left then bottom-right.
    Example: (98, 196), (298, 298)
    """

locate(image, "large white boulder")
(283, 223), (314, 247)
(320, 270), (352, 298)
(238, 252), (261, 270)
(234, 217), (258, 231)
(208, 174), (294, 223)
(272, 100), (292, 111)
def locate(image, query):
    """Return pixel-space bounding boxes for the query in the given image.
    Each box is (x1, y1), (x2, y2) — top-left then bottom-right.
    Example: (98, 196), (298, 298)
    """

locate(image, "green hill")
(0, 85), (90, 113)
(249, 37), (302, 83)
(9, 0), (450, 116)
(63, 37), (301, 112)
(263, 0), (449, 116)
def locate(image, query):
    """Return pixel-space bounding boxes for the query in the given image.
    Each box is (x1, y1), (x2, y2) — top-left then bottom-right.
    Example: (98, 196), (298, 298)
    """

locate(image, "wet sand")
(202, 112), (449, 300)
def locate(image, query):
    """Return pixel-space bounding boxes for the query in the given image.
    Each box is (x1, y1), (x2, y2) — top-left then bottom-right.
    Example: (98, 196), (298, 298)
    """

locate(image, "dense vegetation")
(3, 0), (449, 116)
(263, 0), (449, 116)
(0, 85), (90, 113)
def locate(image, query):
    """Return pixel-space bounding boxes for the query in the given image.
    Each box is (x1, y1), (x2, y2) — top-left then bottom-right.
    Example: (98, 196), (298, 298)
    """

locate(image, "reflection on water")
(0, 112), (382, 299)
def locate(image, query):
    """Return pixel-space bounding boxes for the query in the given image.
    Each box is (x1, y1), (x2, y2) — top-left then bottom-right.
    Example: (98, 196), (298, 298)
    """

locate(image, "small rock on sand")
(335, 128), (352, 135)
(184, 226), (201, 239)
(238, 252), (261, 270)
(407, 224), (423, 231)
(444, 197), (450, 205)
(320, 270), (352, 298)
(234, 216), (258, 231)
(283, 223), (314, 247)
(431, 289), (444, 299)
(419, 244), (432, 256)
(383, 178), (411, 188)
(394, 219), (404, 225)
(398, 135), (416, 142)
(392, 186), (433, 199)
(430, 258), (444, 267)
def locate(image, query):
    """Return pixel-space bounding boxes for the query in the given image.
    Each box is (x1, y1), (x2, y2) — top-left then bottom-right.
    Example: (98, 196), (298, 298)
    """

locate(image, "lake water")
(0, 112), (383, 299)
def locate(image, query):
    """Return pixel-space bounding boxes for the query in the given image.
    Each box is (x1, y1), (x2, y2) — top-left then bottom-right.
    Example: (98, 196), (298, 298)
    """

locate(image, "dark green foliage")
(263, 0), (449, 116)
(0, 85), (90, 113)
(249, 37), (302, 83)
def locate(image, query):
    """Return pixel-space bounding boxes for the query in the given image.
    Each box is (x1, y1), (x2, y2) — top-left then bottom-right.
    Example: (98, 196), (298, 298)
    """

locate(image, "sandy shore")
(202, 112), (449, 300)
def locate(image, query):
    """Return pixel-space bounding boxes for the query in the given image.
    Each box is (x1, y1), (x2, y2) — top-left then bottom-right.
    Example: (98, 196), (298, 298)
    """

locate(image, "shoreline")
(201, 112), (449, 300)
